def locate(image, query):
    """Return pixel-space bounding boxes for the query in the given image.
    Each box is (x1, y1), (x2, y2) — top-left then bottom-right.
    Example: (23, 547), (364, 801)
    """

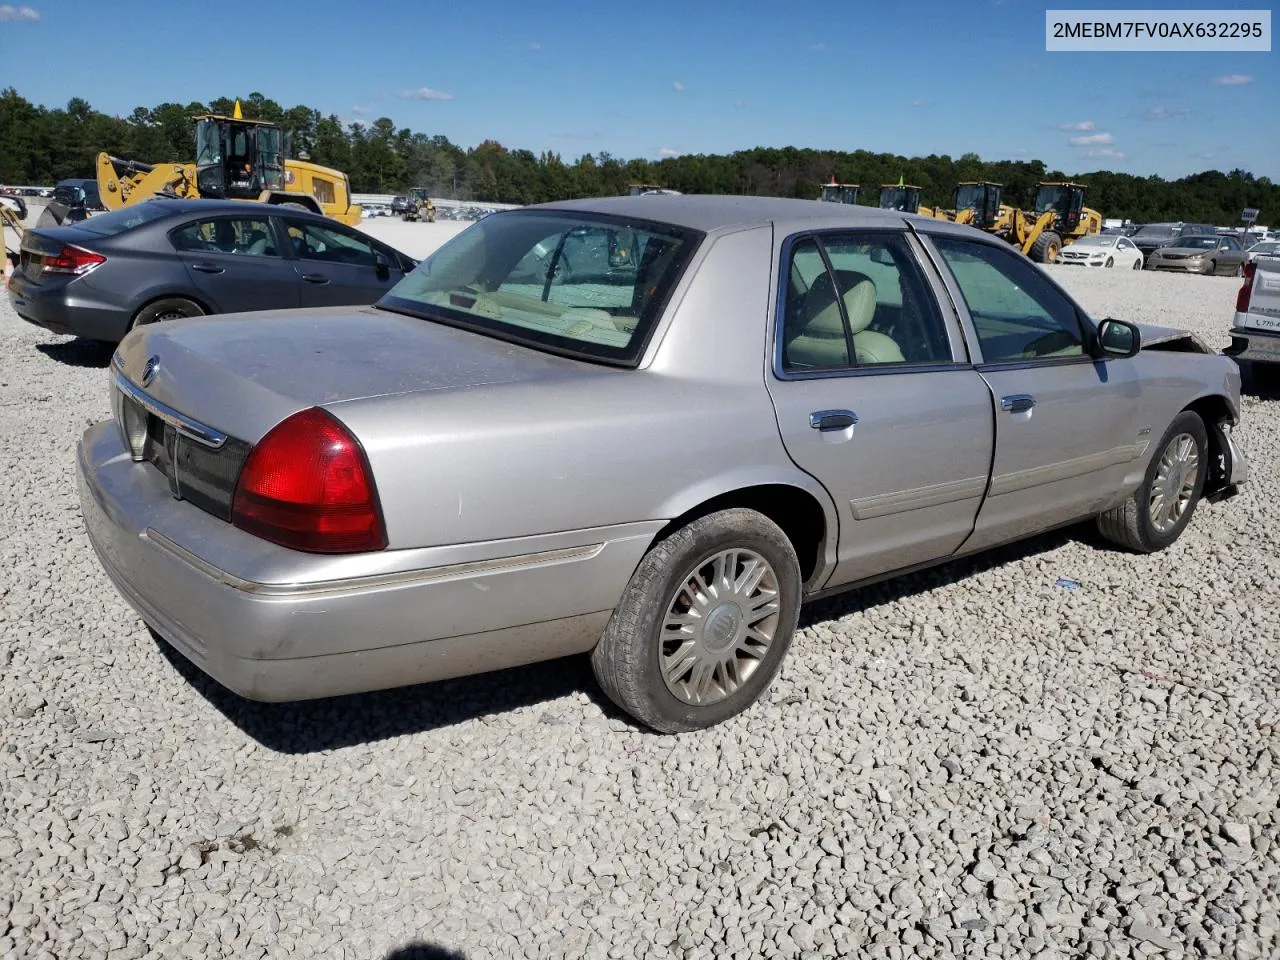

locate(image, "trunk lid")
(18, 225), (105, 285)
(113, 305), (601, 444)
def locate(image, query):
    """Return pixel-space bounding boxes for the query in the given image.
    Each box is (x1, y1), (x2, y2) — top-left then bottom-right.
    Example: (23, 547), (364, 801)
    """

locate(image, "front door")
(281, 218), (403, 307)
(171, 214), (300, 313)
(925, 234), (1142, 553)
(767, 231), (995, 588)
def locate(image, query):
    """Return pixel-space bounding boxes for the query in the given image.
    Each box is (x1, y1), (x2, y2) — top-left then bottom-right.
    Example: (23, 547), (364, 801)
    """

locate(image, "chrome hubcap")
(659, 548), (780, 706)
(1149, 433), (1199, 534)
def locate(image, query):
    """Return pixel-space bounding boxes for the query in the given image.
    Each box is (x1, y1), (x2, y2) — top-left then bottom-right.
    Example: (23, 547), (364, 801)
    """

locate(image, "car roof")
(114, 198), (332, 219)
(521, 193), (992, 241)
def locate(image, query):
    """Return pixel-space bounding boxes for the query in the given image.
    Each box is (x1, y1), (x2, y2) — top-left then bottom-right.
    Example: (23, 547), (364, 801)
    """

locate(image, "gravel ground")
(1, 250), (1278, 960)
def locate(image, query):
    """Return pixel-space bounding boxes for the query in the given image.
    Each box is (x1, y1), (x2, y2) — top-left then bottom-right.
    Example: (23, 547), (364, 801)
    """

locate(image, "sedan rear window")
(74, 203), (174, 237)
(379, 211), (703, 365)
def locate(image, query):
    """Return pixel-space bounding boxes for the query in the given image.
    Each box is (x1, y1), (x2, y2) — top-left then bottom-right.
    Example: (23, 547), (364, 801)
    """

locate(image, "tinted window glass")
(933, 237), (1086, 362)
(171, 217), (279, 257)
(285, 221), (375, 266)
(381, 211), (701, 365)
(73, 202), (174, 237)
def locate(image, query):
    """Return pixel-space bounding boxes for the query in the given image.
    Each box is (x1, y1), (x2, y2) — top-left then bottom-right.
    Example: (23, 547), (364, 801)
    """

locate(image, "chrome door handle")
(810, 409), (858, 431)
(1001, 395), (1035, 413)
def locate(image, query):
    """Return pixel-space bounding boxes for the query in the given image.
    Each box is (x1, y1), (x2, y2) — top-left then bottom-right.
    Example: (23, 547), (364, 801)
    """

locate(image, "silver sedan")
(78, 196), (1249, 733)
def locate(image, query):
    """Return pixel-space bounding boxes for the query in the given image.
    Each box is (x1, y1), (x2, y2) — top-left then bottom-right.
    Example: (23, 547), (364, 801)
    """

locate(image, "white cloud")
(910, 99), (930, 108)
(1213, 74), (1253, 85)
(1145, 106), (1171, 121)
(1059, 120), (1095, 131)
(399, 87), (454, 101)
(0, 4), (39, 20)
(672, 81), (685, 94)
(659, 147), (680, 158)
(1070, 132), (1114, 145)
(1088, 148), (1126, 159)
(810, 42), (828, 52)
(527, 41), (541, 50)
(732, 99), (746, 109)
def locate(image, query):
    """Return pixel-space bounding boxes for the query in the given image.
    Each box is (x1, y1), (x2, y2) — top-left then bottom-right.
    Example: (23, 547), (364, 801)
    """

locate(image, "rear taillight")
(42, 243), (106, 275)
(231, 408), (387, 554)
(1236, 261), (1256, 313)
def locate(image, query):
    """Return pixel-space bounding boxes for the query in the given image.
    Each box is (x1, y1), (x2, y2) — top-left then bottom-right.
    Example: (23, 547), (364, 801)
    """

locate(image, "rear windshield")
(73, 202), (173, 237)
(379, 210), (703, 366)
(1132, 224), (1176, 237)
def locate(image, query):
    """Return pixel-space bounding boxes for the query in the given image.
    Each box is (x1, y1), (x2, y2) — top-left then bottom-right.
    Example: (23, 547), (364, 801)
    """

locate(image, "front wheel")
(1096, 411), (1208, 553)
(1105, 257), (1114, 268)
(591, 508), (802, 733)
(1132, 258), (1142, 270)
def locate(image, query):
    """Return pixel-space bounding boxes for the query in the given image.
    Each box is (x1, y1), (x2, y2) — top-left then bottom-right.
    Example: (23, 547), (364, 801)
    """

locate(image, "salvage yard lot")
(2, 232), (1278, 958)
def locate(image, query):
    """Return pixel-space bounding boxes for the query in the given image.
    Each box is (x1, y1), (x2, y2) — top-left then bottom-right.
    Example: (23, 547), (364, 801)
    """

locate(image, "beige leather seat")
(784, 270), (905, 368)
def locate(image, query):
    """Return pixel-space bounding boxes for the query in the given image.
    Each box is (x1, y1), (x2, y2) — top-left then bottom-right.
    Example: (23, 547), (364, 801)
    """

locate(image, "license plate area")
(140, 406), (185, 499)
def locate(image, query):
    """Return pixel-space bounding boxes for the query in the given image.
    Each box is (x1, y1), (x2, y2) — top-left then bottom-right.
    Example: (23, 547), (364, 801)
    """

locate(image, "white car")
(1245, 240), (1280, 264)
(1057, 234), (1145, 269)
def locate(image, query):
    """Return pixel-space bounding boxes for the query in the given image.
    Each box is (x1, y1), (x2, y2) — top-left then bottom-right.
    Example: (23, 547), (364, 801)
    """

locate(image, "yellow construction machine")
(942, 180), (1101, 262)
(878, 182), (937, 218)
(818, 178), (860, 205)
(50, 101), (362, 227)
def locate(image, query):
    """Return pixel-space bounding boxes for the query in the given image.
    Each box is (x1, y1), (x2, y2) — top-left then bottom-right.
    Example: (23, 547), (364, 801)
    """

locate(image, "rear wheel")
(130, 297), (204, 331)
(1030, 231), (1062, 263)
(1096, 411), (1207, 553)
(591, 508), (802, 733)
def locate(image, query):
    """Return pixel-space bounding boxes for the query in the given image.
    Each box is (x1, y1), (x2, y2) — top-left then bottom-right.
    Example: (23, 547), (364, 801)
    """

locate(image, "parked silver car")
(77, 196), (1249, 732)
(1146, 234), (1248, 275)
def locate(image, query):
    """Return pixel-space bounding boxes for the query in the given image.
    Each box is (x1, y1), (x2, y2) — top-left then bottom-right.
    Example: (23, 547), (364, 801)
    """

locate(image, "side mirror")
(374, 252), (390, 278)
(1096, 318), (1140, 358)
(869, 246), (896, 266)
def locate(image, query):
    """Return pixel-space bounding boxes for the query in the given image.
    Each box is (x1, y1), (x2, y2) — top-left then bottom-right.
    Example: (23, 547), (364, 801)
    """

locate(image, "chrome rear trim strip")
(111, 357), (227, 449)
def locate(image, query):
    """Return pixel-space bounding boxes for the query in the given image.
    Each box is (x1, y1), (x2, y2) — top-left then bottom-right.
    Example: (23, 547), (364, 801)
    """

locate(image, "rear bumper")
(7, 272), (131, 342)
(1224, 324), (1280, 366)
(76, 421), (653, 702)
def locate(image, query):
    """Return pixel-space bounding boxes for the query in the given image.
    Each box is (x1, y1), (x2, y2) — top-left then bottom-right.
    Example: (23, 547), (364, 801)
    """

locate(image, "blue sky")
(1, 0), (1275, 179)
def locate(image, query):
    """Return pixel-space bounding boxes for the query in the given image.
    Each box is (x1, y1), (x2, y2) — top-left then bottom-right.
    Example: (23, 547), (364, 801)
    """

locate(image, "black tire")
(1132, 258), (1142, 270)
(1030, 231), (1062, 263)
(1105, 257), (1114, 268)
(1096, 411), (1208, 553)
(130, 297), (204, 331)
(1206, 260), (1217, 276)
(1234, 263), (1244, 278)
(591, 508), (802, 733)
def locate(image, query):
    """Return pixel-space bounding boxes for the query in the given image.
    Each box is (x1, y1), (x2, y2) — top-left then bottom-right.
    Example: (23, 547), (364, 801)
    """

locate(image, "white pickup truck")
(1227, 255), (1280, 387)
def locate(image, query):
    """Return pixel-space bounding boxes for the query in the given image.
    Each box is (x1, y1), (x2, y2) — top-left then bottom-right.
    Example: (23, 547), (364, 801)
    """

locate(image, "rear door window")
(171, 217), (280, 257)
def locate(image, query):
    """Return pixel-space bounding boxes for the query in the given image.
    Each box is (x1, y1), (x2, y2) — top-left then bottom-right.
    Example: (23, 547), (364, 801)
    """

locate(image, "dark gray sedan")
(7, 199), (417, 343)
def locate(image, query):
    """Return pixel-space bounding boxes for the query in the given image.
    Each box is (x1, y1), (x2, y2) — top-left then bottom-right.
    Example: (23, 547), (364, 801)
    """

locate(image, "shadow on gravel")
(150, 631), (622, 753)
(35, 339), (114, 368)
(385, 943), (467, 960)
(798, 522), (1092, 630)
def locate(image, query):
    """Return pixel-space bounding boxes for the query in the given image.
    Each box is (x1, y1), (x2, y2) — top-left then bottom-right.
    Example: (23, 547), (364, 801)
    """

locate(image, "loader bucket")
(37, 202), (87, 227)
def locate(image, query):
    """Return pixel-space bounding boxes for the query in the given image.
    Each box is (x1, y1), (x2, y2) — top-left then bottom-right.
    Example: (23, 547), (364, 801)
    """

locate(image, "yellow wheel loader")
(818, 178), (860, 205)
(45, 101), (362, 228)
(878, 183), (938, 218)
(943, 180), (1102, 263)
(405, 188), (436, 222)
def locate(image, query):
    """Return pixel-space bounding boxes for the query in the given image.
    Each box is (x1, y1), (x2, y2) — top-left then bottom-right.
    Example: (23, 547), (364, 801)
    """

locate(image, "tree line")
(0, 88), (1274, 225)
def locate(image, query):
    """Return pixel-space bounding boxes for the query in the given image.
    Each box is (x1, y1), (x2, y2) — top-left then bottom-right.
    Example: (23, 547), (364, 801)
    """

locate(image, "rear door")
(281, 217), (406, 306)
(766, 229), (995, 588)
(923, 234), (1143, 553)
(170, 214), (301, 313)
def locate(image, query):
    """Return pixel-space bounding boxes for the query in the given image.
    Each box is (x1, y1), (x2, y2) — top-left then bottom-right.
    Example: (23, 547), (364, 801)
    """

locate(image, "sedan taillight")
(42, 243), (106, 275)
(231, 408), (387, 554)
